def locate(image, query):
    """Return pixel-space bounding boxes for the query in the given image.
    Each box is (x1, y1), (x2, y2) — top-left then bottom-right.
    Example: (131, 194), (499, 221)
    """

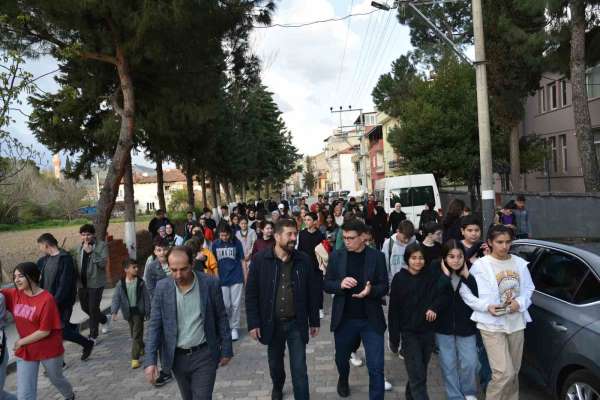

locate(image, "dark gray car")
(510, 239), (600, 400)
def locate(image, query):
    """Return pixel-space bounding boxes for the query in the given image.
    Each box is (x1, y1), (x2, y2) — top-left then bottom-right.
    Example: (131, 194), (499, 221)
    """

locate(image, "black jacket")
(245, 247), (320, 345)
(324, 246), (389, 335)
(388, 211), (407, 234)
(37, 250), (77, 308)
(430, 260), (479, 336)
(388, 266), (439, 347)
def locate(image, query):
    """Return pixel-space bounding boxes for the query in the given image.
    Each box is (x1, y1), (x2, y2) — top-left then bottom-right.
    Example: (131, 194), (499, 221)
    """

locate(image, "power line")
(347, 9), (387, 103)
(252, 9), (380, 29)
(358, 21), (399, 104)
(351, 10), (394, 103)
(333, 0), (356, 105)
(342, 9), (375, 102)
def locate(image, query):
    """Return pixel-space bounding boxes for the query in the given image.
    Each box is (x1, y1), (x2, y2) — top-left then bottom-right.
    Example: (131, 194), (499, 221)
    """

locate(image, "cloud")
(252, 0), (412, 156)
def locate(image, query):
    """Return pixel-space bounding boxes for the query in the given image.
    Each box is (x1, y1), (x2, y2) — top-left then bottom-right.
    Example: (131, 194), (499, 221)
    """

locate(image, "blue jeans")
(334, 319), (384, 400)
(0, 340), (16, 400)
(267, 320), (309, 400)
(435, 334), (479, 400)
(477, 331), (492, 388)
(16, 355), (73, 400)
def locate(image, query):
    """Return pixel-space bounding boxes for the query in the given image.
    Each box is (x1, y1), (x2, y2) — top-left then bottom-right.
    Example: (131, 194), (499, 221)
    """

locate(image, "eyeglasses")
(343, 236), (359, 241)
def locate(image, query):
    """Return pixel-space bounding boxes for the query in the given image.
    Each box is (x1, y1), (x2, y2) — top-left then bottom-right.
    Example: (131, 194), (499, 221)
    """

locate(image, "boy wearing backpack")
(381, 220), (417, 281)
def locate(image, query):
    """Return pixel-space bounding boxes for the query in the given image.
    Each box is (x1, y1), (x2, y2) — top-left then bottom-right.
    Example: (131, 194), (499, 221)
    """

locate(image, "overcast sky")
(7, 0), (413, 168)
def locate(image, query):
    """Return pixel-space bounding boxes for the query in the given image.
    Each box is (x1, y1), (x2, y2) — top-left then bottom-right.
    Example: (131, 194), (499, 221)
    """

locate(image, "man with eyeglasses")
(324, 219), (389, 399)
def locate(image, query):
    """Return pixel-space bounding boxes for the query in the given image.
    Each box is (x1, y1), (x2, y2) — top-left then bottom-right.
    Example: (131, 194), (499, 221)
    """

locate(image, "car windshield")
(389, 186), (434, 208)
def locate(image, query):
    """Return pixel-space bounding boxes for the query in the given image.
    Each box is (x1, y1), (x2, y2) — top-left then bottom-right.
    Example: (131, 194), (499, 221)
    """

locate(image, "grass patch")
(0, 214), (154, 233)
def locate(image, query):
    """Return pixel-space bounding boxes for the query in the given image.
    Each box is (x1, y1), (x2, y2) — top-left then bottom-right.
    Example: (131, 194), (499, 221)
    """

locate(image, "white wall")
(339, 153), (356, 191)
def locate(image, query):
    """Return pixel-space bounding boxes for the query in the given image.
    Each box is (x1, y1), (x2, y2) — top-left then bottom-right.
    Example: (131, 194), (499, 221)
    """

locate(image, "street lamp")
(371, 1), (391, 11)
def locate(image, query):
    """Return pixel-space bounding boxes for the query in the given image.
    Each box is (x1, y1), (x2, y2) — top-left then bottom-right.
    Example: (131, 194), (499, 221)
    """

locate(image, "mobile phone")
(494, 306), (508, 316)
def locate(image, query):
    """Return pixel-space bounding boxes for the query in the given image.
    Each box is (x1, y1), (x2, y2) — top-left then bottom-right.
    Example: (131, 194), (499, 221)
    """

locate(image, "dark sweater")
(343, 250), (367, 319)
(297, 229), (324, 270)
(388, 267), (439, 347)
(251, 237), (275, 257)
(421, 242), (442, 266)
(459, 240), (484, 267)
(442, 217), (463, 243)
(430, 260), (479, 336)
(388, 211), (407, 234)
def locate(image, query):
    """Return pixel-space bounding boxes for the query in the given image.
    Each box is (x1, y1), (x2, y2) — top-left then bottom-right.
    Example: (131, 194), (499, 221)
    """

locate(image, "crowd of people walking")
(0, 193), (534, 400)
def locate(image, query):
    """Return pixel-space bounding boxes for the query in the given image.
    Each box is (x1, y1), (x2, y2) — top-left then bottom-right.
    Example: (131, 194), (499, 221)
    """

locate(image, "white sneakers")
(384, 379), (393, 391)
(101, 317), (112, 334)
(231, 328), (239, 341)
(465, 396), (478, 400)
(319, 310), (325, 319)
(350, 352), (363, 367)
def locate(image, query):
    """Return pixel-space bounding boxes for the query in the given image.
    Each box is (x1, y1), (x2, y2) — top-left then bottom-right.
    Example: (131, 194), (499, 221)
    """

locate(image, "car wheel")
(561, 370), (600, 400)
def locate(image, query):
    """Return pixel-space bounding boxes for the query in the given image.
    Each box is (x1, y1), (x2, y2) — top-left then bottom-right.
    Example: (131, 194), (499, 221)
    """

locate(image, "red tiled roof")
(134, 169), (187, 184)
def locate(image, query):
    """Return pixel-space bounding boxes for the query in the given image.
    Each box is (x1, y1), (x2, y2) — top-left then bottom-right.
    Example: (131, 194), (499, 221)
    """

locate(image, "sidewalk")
(3, 292), (548, 399)
(5, 288), (115, 367)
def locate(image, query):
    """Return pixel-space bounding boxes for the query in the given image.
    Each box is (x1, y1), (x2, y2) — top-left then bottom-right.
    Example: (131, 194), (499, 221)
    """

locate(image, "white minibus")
(374, 174), (441, 227)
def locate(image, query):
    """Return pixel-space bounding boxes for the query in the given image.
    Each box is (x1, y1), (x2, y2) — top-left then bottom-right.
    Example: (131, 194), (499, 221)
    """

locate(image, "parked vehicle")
(510, 239), (600, 400)
(374, 174), (441, 227)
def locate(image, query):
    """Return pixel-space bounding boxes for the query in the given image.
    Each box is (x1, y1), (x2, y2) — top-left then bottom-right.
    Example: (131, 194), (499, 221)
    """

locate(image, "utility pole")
(472, 0), (495, 234)
(372, 0), (496, 234)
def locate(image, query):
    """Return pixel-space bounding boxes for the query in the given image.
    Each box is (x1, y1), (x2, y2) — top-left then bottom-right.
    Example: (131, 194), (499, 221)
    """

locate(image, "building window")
(587, 65), (600, 99)
(538, 87), (546, 113)
(559, 134), (567, 173)
(549, 82), (558, 110)
(561, 80), (569, 106)
(550, 136), (558, 173)
(363, 114), (377, 126)
(376, 152), (384, 173)
(594, 128), (600, 165)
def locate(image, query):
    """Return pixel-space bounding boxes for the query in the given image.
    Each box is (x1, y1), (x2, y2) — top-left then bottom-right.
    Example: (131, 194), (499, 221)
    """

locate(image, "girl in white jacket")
(459, 224), (534, 400)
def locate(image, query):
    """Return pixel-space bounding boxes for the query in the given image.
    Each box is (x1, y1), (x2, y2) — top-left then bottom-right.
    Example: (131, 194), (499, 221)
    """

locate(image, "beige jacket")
(315, 243), (329, 274)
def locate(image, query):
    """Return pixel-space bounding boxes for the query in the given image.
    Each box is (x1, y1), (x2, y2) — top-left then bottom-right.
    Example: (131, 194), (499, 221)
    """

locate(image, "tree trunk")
(155, 153), (167, 211)
(199, 170), (208, 208)
(185, 157), (195, 211)
(509, 125), (521, 191)
(210, 174), (220, 208)
(123, 153), (137, 259)
(94, 48), (135, 241)
(265, 181), (271, 199)
(223, 179), (232, 204)
(241, 179), (246, 203)
(256, 180), (262, 201)
(570, 0), (600, 192)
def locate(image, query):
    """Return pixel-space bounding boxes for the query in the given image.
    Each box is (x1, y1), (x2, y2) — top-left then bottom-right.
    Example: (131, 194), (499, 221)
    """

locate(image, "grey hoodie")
(381, 233), (417, 280)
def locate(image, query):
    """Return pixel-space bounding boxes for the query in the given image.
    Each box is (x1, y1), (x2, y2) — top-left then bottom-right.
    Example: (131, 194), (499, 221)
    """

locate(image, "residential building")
(310, 151), (329, 195)
(367, 125), (384, 191)
(324, 130), (360, 191)
(377, 112), (404, 177)
(520, 67), (600, 192)
(116, 168), (203, 213)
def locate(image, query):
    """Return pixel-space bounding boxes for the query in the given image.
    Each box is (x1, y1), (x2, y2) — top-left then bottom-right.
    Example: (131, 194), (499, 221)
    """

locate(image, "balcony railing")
(388, 160), (402, 169)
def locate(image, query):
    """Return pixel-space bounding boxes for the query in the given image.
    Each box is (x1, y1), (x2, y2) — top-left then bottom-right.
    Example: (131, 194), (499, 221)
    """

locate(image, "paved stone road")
(5, 296), (549, 400)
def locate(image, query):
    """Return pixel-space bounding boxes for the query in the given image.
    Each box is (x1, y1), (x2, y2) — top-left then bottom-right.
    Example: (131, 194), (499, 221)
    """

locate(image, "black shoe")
(337, 378), (350, 397)
(81, 340), (94, 361)
(271, 387), (283, 400)
(154, 371), (172, 387)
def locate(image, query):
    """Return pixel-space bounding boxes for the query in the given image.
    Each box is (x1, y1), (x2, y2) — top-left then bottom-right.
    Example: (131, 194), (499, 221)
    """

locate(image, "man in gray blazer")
(144, 246), (233, 400)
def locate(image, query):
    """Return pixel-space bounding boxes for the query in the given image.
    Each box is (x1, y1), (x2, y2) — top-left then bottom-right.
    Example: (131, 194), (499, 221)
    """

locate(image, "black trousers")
(402, 331), (435, 400)
(60, 305), (94, 349)
(78, 287), (107, 338)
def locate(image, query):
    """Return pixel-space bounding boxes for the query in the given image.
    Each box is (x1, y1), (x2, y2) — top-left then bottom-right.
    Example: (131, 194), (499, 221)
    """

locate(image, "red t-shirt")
(2, 288), (64, 361)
